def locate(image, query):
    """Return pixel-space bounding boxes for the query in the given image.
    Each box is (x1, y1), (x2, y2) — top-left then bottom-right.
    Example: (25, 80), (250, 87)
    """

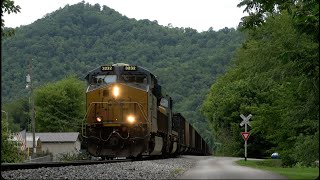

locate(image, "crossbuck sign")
(240, 114), (252, 127)
(240, 114), (252, 161)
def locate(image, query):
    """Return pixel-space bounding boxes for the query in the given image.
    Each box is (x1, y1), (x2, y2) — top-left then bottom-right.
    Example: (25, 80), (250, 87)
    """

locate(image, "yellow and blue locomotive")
(81, 63), (210, 159)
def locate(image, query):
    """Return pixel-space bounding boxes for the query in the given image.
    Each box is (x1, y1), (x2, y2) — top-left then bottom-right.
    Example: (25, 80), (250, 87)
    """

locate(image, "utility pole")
(26, 58), (36, 157)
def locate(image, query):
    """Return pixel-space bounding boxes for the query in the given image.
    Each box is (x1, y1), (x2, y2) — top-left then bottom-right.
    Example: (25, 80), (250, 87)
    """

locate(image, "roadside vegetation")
(236, 159), (319, 179)
(1, 0), (25, 163)
(56, 151), (89, 162)
(202, 0), (319, 167)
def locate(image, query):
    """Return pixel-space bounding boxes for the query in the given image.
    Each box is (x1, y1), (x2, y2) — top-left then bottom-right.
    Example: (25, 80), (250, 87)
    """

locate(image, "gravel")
(1, 156), (199, 179)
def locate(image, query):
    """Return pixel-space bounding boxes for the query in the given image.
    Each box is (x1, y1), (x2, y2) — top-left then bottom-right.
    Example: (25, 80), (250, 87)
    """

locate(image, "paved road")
(177, 156), (287, 179)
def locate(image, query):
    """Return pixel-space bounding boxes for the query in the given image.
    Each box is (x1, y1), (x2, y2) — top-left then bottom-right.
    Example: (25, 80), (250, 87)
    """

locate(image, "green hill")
(1, 2), (244, 147)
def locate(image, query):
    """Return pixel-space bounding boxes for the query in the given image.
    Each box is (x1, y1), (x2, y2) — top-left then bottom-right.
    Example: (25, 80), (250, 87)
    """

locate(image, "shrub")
(57, 150), (89, 162)
(292, 132), (319, 167)
(279, 149), (297, 167)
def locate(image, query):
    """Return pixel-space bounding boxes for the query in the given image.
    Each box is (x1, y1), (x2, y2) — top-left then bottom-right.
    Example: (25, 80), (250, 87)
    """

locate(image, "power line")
(42, 99), (84, 123)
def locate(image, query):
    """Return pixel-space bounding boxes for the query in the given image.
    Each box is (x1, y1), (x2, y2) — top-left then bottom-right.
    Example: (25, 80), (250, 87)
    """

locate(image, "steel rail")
(0, 155), (170, 172)
(1, 159), (132, 171)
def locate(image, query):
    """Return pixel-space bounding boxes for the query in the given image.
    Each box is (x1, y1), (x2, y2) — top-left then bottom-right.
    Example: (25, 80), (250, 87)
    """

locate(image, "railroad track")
(1, 158), (132, 171)
(0, 156), (167, 171)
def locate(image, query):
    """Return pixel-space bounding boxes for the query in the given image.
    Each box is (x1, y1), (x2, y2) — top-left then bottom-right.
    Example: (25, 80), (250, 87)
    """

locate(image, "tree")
(202, 12), (319, 166)
(1, 0), (21, 37)
(2, 97), (30, 132)
(1, 117), (25, 163)
(34, 75), (86, 132)
(237, 0), (319, 41)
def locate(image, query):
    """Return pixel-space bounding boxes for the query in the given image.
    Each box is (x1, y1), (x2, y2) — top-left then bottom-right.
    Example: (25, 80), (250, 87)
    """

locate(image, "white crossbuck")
(240, 114), (252, 127)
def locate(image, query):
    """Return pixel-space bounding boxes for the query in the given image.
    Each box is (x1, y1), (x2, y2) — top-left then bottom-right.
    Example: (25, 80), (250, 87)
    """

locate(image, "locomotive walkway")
(177, 156), (286, 179)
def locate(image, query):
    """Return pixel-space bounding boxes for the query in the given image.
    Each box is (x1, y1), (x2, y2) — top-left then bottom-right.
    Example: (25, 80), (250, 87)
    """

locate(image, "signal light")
(96, 117), (102, 122)
(127, 115), (135, 124)
(113, 86), (119, 98)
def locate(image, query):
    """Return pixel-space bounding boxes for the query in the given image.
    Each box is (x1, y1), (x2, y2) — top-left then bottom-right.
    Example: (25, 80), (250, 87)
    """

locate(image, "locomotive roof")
(85, 63), (156, 80)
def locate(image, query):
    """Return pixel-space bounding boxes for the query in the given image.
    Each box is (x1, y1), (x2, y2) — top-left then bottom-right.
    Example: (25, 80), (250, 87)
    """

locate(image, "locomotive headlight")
(113, 86), (119, 98)
(96, 116), (102, 122)
(127, 115), (135, 124)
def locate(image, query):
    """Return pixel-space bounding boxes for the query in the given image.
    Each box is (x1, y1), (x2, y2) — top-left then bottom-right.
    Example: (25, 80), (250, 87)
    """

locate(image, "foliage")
(292, 132), (319, 167)
(56, 150), (89, 162)
(1, 118), (25, 163)
(170, 168), (185, 178)
(237, 0), (319, 42)
(34, 75), (86, 132)
(35, 149), (53, 158)
(2, 97), (30, 132)
(1, 0), (21, 37)
(202, 11), (318, 166)
(1, 2), (245, 148)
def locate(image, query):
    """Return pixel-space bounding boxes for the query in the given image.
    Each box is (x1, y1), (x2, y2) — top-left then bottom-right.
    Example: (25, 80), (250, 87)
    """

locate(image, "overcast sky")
(3, 0), (247, 32)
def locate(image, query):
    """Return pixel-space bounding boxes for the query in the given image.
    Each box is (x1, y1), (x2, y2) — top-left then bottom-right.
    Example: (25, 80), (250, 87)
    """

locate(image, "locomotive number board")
(124, 66), (137, 71)
(101, 66), (113, 71)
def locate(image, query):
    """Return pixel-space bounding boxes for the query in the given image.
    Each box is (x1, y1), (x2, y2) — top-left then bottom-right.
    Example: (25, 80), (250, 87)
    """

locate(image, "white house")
(26, 132), (81, 161)
(25, 136), (41, 153)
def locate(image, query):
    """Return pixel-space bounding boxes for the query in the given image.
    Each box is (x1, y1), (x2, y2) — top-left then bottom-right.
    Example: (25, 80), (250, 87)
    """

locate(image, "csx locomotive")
(81, 63), (210, 159)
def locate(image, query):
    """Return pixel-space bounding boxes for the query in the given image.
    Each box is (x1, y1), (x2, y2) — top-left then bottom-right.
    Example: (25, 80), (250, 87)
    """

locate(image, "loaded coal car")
(173, 113), (210, 156)
(81, 63), (210, 159)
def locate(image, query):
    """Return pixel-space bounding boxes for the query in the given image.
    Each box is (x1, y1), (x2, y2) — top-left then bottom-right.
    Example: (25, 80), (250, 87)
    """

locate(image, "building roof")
(26, 132), (79, 142)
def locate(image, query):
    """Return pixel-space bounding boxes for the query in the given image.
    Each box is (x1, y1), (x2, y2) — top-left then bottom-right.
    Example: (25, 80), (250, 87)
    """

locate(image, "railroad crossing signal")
(241, 132), (250, 141)
(240, 113), (252, 161)
(240, 114), (252, 127)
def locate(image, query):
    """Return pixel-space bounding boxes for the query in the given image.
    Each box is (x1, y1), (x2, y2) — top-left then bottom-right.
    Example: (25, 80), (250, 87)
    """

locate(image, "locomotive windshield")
(121, 75), (147, 84)
(88, 74), (148, 91)
(120, 74), (148, 90)
(92, 75), (117, 84)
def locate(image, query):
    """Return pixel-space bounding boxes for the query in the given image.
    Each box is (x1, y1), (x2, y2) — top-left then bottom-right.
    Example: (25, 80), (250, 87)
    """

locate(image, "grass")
(236, 159), (319, 179)
(171, 168), (184, 176)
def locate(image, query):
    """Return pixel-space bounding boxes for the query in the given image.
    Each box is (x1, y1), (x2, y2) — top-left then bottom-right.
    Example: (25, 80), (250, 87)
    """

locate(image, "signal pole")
(26, 58), (36, 157)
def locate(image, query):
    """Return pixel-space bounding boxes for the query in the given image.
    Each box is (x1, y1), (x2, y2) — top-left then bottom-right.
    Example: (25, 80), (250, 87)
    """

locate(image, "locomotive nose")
(109, 136), (119, 146)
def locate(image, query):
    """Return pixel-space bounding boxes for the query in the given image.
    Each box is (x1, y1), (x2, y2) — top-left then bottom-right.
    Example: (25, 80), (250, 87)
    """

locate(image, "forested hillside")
(1, 2), (244, 148)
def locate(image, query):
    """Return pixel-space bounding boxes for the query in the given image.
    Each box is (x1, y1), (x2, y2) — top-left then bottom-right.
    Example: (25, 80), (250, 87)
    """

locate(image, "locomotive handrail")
(82, 101), (150, 138)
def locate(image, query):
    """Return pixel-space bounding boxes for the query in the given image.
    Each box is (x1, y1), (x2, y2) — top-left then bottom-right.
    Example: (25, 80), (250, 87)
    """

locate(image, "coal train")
(81, 63), (210, 159)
